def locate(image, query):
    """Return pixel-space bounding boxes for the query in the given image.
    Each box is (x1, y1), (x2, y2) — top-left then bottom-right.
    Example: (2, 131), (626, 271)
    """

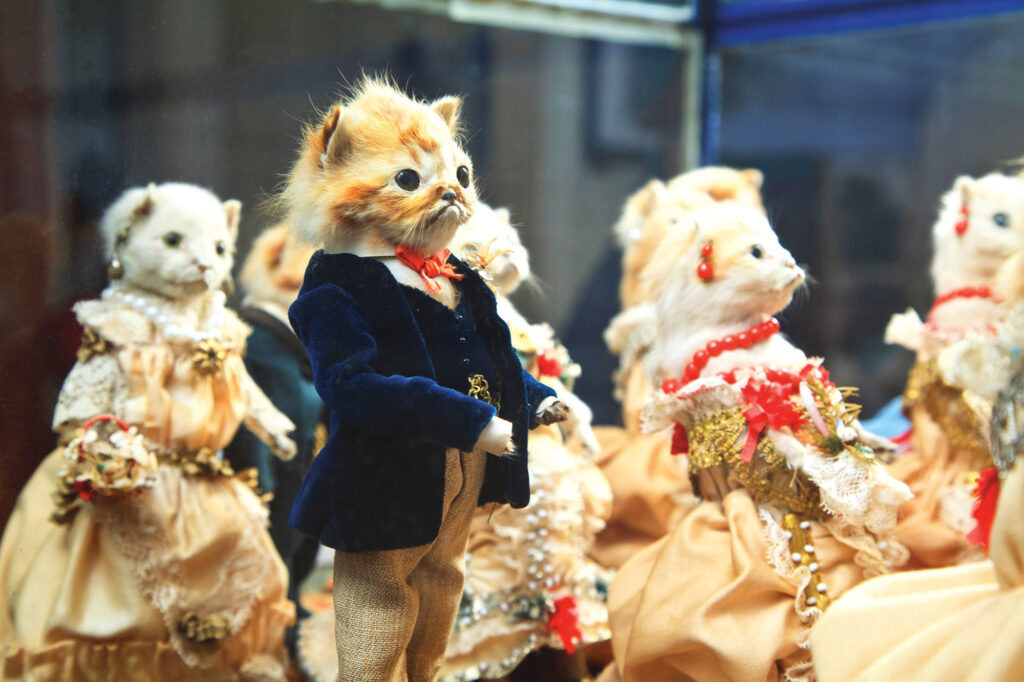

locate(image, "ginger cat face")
(284, 78), (477, 256)
(616, 167), (765, 308)
(931, 173), (1024, 295)
(644, 203), (804, 329)
(239, 222), (316, 311)
(102, 182), (239, 300)
(450, 202), (530, 296)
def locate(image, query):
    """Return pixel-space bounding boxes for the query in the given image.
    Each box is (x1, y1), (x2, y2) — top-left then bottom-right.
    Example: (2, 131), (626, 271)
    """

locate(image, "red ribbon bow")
(739, 381), (805, 462)
(967, 466), (1000, 552)
(547, 595), (582, 654)
(394, 244), (464, 293)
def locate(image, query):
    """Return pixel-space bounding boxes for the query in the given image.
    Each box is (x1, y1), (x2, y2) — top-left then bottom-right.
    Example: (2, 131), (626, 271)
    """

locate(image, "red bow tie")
(395, 244), (464, 293)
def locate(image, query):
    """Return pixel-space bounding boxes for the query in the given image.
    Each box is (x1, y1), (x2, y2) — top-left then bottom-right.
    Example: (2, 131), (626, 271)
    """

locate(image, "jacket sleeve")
(290, 283), (497, 452)
(522, 368), (557, 424)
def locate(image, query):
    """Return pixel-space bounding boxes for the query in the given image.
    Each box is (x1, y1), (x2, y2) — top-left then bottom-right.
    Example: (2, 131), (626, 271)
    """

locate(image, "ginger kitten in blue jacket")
(282, 77), (566, 682)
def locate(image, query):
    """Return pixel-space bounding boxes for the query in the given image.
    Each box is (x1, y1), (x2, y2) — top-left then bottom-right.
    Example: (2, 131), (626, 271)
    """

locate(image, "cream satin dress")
(811, 456), (1024, 681)
(0, 298), (293, 681)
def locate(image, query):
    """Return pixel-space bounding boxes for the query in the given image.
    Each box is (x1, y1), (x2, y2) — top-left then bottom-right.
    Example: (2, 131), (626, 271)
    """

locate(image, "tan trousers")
(333, 448), (486, 682)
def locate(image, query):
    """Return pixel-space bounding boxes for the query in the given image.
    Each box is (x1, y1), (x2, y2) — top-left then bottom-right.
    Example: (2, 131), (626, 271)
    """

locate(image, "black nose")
(442, 190), (456, 203)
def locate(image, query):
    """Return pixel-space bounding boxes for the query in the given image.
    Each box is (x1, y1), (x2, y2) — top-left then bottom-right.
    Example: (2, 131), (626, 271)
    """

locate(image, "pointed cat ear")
(953, 175), (976, 203)
(130, 183), (158, 222)
(320, 105), (352, 165)
(431, 96), (462, 134)
(615, 179), (667, 246)
(635, 179), (668, 217)
(223, 199), (242, 239)
(741, 169), (764, 190)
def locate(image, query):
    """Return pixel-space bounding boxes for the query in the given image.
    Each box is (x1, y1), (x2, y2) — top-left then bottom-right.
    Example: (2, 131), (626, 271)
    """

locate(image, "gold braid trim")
(160, 448), (236, 477)
(782, 513), (831, 612)
(903, 359), (990, 463)
(688, 408), (826, 520)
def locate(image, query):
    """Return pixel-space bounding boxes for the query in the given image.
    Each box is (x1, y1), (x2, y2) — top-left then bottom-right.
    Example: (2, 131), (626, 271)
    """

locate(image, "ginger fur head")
(450, 202), (530, 296)
(930, 172), (1024, 296)
(283, 77), (477, 256)
(102, 182), (240, 301)
(239, 222), (317, 311)
(616, 167), (765, 308)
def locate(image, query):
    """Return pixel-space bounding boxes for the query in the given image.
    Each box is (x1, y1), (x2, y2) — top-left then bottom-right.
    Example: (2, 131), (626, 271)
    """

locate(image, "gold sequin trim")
(192, 338), (226, 375)
(77, 326), (110, 363)
(903, 359), (990, 463)
(178, 612), (230, 643)
(688, 408), (825, 520)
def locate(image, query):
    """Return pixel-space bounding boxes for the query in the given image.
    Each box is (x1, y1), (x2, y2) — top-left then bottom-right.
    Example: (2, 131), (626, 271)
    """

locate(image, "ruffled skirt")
(601, 488), (877, 682)
(0, 449), (294, 681)
(887, 405), (984, 568)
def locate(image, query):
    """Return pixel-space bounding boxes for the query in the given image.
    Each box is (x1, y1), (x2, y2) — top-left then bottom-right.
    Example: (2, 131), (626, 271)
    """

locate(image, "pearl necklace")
(102, 286), (228, 344)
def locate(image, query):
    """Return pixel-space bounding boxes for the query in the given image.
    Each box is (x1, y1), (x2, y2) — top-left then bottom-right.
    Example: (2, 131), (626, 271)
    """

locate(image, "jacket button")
(459, 336), (467, 343)
(463, 358), (471, 365)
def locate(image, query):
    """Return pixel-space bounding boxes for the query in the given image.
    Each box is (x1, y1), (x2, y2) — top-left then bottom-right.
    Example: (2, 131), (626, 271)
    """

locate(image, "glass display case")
(3, 2), (1024, 680)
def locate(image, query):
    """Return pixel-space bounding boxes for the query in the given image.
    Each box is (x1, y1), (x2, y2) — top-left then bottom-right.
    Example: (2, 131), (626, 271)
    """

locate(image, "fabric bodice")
(63, 296), (250, 454)
(402, 286), (499, 402)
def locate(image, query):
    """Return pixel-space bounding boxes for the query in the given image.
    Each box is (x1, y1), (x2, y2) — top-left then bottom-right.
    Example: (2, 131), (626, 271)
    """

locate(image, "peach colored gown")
(812, 456), (1024, 681)
(0, 299), (293, 681)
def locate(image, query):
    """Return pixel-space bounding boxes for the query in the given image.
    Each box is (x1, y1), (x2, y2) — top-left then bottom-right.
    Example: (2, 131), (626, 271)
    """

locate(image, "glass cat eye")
(395, 169), (420, 191)
(751, 244), (764, 258)
(994, 212), (1011, 228)
(163, 232), (182, 247)
(215, 242), (226, 256)
(457, 165), (471, 188)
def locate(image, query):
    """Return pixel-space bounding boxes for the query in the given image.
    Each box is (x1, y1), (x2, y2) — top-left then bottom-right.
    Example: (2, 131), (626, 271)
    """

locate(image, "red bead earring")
(697, 242), (714, 281)
(955, 204), (969, 236)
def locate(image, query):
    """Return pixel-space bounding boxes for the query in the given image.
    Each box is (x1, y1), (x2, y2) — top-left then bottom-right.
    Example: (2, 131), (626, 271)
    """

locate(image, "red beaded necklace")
(661, 317), (781, 393)
(927, 285), (1001, 323)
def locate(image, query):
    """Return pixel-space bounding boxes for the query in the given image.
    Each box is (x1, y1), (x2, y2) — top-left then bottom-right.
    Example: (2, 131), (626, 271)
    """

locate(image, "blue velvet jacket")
(288, 250), (555, 551)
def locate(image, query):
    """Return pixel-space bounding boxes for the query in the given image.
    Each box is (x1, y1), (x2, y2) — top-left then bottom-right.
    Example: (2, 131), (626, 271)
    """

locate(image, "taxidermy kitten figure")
(884, 172), (1024, 569)
(282, 78), (565, 682)
(601, 203), (909, 682)
(0, 183), (297, 680)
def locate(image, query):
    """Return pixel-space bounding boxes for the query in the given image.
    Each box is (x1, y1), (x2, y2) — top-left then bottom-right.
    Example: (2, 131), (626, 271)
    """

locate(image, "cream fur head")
(643, 202), (803, 333)
(615, 166), (765, 308)
(239, 222), (316, 311)
(283, 77), (477, 256)
(101, 182), (240, 300)
(449, 202), (530, 296)
(930, 173), (1024, 296)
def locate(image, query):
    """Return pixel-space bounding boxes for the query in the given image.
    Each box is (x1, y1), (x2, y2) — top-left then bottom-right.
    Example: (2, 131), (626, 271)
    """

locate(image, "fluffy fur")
(283, 77), (477, 257)
(449, 202), (530, 295)
(239, 222), (317, 315)
(451, 202), (598, 452)
(615, 167), (765, 309)
(102, 182), (240, 299)
(931, 173), (1024, 296)
(641, 202), (806, 382)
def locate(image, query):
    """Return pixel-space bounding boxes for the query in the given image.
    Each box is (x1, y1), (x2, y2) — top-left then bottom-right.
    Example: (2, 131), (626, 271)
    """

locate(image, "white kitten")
(642, 203), (807, 383)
